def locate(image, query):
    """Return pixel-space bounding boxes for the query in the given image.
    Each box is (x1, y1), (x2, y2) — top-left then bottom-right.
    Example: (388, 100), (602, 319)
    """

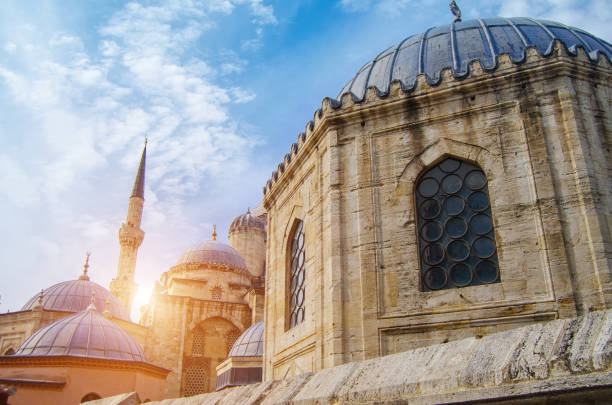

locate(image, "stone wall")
(137, 309), (612, 404)
(262, 44), (612, 379)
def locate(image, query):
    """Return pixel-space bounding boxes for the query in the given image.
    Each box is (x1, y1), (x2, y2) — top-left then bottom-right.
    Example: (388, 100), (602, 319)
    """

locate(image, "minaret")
(110, 141), (146, 316)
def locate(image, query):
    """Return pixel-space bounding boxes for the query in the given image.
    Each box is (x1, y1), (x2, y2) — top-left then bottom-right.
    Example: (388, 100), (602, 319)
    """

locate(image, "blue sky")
(1, 0), (610, 318)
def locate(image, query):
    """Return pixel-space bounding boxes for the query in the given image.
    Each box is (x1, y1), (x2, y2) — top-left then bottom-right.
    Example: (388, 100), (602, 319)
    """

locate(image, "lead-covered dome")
(16, 305), (145, 361)
(229, 210), (266, 234)
(338, 17), (612, 102)
(22, 279), (130, 321)
(228, 321), (264, 357)
(177, 240), (247, 270)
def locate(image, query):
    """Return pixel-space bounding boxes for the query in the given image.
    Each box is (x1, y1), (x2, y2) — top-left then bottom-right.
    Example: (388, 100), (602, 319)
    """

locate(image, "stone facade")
(262, 43), (612, 380)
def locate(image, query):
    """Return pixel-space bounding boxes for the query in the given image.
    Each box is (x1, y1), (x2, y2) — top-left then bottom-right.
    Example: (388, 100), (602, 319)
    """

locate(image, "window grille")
(289, 220), (305, 328)
(225, 330), (239, 354)
(211, 285), (223, 301)
(183, 365), (207, 396)
(191, 328), (205, 356)
(415, 157), (500, 291)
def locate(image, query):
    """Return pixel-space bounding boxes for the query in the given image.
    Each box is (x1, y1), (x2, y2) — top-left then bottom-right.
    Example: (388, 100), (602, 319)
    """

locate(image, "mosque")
(1, 11), (612, 405)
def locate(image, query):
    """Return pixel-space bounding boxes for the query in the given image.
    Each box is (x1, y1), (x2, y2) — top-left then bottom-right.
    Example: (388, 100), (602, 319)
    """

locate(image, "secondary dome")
(228, 321), (264, 357)
(338, 17), (612, 102)
(22, 279), (130, 321)
(229, 209), (266, 233)
(177, 240), (247, 270)
(16, 305), (145, 361)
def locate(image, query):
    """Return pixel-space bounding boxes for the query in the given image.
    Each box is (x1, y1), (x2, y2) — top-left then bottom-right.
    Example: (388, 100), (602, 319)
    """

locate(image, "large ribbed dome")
(228, 321), (264, 357)
(229, 210), (266, 234)
(338, 17), (612, 102)
(177, 240), (247, 269)
(16, 305), (145, 361)
(22, 279), (130, 321)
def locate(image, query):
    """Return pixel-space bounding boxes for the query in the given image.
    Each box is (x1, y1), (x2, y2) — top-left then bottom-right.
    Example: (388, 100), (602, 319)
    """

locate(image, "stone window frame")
(286, 218), (306, 330)
(414, 156), (501, 291)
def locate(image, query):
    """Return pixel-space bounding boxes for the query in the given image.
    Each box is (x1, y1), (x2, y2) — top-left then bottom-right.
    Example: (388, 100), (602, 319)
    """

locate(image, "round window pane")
(297, 270), (304, 286)
(445, 217), (467, 238)
(447, 240), (470, 261)
(421, 221), (443, 242)
(423, 243), (444, 265)
(475, 260), (498, 283)
(291, 242), (298, 255)
(297, 308), (304, 322)
(290, 294), (297, 308)
(467, 191), (489, 211)
(473, 237), (496, 258)
(443, 195), (465, 216)
(418, 177), (439, 198)
(291, 275), (297, 291)
(441, 174), (462, 194)
(420, 199), (441, 219)
(298, 233), (304, 249)
(297, 290), (304, 306)
(470, 214), (493, 235)
(291, 258), (298, 273)
(450, 263), (472, 287)
(424, 267), (447, 290)
(298, 252), (304, 267)
(466, 170), (487, 190)
(439, 158), (461, 173)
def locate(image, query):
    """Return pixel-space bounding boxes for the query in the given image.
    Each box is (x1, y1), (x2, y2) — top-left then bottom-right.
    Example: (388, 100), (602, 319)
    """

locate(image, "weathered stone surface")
(147, 310), (612, 404)
(85, 392), (140, 405)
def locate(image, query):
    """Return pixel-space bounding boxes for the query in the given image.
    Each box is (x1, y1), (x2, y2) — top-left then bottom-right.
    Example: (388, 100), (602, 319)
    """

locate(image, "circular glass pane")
(423, 243), (444, 265)
(446, 217), (467, 238)
(450, 263), (472, 287)
(467, 191), (489, 211)
(420, 199), (441, 219)
(473, 237), (496, 258)
(424, 267), (447, 290)
(297, 290), (304, 306)
(291, 275), (297, 290)
(291, 294), (297, 308)
(297, 252), (304, 267)
(298, 233), (304, 249)
(466, 170), (487, 190)
(470, 214), (493, 235)
(291, 313), (297, 326)
(418, 177), (439, 198)
(447, 240), (470, 262)
(443, 195), (465, 216)
(441, 174), (462, 194)
(297, 308), (304, 322)
(297, 270), (304, 286)
(291, 241), (298, 255)
(421, 221), (443, 242)
(291, 258), (298, 273)
(439, 158), (461, 173)
(475, 260), (498, 283)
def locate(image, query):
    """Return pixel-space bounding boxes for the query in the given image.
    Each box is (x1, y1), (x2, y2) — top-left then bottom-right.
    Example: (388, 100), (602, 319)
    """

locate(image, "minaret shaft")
(110, 143), (146, 316)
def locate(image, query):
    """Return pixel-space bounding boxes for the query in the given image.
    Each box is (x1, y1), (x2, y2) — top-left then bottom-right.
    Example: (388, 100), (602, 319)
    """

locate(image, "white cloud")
(3, 42), (16, 53)
(338, 0), (372, 12)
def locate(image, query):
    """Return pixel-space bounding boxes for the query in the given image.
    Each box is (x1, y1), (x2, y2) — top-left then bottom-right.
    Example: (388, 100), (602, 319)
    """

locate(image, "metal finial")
(145, 136), (148, 146)
(79, 252), (91, 281)
(38, 290), (44, 304)
(212, 224), (217, 241)
(247, 207), (251, 215)
(450, 0), (461, 22)
(87, 290), (96, 311)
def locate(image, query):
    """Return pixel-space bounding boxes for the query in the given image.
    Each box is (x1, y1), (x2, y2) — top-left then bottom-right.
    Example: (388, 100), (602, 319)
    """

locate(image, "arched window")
(415, 157), (500, 291)
(288, 220), (305, 328)
(81, 393), (101, 402)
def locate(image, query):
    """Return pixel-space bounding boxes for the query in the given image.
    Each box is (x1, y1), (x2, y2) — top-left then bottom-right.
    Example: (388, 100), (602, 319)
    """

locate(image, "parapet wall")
(133, 309), (611, 404)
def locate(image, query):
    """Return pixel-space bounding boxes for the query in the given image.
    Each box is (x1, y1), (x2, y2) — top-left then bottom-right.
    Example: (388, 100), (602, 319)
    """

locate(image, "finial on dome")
(86, 291), (96, 311)
(32, 289), (44, 310)
(450, 0), (461, 22)
(247, 207), (251, 215)
(212, 224), (217, 241)
(79, 252), (91, 281)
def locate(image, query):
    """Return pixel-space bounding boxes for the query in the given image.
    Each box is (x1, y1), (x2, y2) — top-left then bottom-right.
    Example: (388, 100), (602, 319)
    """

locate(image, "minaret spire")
(110, 140), (147, 317)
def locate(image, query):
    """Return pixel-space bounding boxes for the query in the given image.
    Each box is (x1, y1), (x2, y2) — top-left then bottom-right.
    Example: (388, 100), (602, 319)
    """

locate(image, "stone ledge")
(146, 309), (612, 404)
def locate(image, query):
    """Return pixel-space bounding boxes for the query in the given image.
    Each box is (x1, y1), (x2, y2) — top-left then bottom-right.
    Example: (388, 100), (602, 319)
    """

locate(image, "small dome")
(177, 240), (247, 269)
(338, 17), (612, 103)
(228, 321), (264, 357)
(229, 210), (266, 234)
(16, 306), (145, 361)
(22, 279), (130, 321)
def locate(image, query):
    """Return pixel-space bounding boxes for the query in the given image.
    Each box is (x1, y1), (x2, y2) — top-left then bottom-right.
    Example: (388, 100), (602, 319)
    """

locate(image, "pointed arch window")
(416, 157), (500, 291)
(288, 220), (305, 328)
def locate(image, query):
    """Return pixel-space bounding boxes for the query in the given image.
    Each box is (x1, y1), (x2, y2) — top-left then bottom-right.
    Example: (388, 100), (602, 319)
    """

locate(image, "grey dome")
(177, 240), (247, 269)
(228, 321), (264, 357)
(22, 279), (130, 321)
(16, 305), (145, 361)
(229, 210), (266, 234)
(338, 17), (612, 102)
